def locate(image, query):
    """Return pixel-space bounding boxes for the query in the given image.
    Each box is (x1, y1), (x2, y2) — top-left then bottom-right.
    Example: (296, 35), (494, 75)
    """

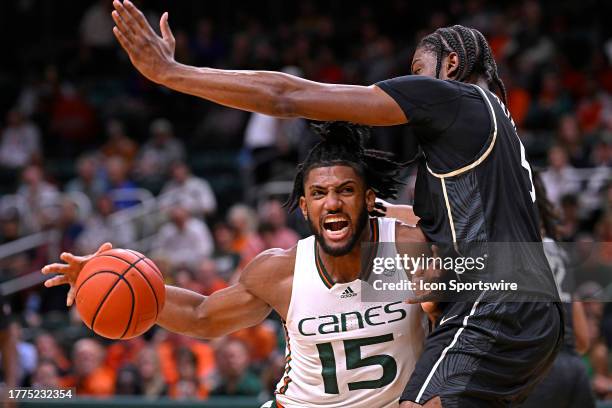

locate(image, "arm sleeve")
(376, 76), (463, 133)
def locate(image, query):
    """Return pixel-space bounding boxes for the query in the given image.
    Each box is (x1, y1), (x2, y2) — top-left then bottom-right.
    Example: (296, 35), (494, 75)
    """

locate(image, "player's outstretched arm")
(157, 281), (272, 339)
(111, 0), (406, 126)
(43, 244), (282, 340)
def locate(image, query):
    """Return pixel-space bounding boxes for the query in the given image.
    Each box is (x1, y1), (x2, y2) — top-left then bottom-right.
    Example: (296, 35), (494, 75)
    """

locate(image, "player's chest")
(287, 296), (414, 344)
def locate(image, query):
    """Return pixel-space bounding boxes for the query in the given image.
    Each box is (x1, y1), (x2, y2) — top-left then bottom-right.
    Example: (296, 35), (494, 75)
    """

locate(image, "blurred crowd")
(0, 0), (610, 403)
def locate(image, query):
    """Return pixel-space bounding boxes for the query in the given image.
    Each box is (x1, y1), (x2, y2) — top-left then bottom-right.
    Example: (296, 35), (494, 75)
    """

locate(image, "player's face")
(411, 47), (458, 80)
(299, 165), (375, 257)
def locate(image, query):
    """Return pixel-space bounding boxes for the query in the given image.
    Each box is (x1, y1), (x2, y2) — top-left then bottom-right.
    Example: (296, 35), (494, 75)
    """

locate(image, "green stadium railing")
(19, 396), (262, 408)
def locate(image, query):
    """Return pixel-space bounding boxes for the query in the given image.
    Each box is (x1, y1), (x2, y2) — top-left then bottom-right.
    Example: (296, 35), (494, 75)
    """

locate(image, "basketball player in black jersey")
(111, 2), (562, 406)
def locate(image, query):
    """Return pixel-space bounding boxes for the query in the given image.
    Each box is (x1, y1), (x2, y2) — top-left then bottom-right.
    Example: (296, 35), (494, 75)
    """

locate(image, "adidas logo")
(340, 287), (357, 298)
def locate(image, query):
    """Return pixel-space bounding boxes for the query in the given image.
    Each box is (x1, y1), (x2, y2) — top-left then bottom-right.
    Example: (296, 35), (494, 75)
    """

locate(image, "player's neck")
(318, 222), (374, 283)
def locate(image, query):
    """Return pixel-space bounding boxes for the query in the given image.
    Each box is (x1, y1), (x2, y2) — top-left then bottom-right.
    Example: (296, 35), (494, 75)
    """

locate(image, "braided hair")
(285, 122), (404, 212)
(419, 25), (508, 105)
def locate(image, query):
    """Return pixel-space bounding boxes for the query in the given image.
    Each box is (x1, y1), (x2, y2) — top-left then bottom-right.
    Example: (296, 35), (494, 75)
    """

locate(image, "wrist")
(156, 60), (180, 86)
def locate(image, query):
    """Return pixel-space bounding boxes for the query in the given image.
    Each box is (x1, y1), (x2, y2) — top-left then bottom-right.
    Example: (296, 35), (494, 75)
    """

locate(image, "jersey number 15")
(316, 333), (397, 394)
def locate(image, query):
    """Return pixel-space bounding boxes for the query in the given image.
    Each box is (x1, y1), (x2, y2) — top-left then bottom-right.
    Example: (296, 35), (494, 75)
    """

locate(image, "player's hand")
(41, 243), (113, 307)
(111, 0), (176, 84)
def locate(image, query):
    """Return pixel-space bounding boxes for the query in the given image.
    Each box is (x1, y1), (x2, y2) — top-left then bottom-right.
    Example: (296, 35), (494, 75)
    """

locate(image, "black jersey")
(377, 76), (558, 301)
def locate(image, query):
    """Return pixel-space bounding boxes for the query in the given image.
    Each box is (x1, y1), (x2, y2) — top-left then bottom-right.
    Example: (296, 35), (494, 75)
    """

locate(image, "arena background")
(0, 0), (610, 406)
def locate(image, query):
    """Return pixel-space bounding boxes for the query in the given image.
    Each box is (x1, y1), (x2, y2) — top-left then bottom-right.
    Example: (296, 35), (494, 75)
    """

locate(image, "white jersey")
(275, 218), (425, 408)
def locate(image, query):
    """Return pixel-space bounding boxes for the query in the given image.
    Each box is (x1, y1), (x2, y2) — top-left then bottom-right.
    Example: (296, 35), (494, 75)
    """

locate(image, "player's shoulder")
(239, 246), (297, 287)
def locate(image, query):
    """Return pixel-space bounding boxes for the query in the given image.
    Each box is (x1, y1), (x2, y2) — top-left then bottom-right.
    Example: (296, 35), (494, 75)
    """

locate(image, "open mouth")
(323, 215), (350, 241)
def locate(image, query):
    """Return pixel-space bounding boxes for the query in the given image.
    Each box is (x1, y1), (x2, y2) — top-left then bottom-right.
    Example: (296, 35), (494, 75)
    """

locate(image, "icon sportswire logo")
(340, 287), (357, 299)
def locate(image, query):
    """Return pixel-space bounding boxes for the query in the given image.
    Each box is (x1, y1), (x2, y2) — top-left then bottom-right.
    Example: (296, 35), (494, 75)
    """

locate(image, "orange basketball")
(75, 248), (165, 340)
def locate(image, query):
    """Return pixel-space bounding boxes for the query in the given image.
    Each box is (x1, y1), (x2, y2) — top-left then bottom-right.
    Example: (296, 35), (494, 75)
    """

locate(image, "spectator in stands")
(115, 364), (143, 395)
(61, 338), (115, 396)
(100, 119), (138, 167)
(0, 109), (41, 171)
(135, 118), (185, 193)
(150, 206), (213, 270)
(105, 337), (146, 372)
(136, 346), (169, 398)
(76, 194), (135, 254)
(558, 194), (581, 242)
(173, 267), (205, 295)
(14, 323), (37, 386)
(104, 156), (139, 210)
(16, 164), (60, 234)
(260, 352), (286, 398)
(194, 259), (228, 296)
(169, 347), (208, 400)
(32, 359), (61, 389)
(156, 331), (215, 391)
(227, 204), (264, 266)
(49, 83), (96, 155)
(556, 114), (588, 167)
(257, 199), (299, 249)
(78, 0), (115, 74)
(159, 161), (217, 218)
(34, 332), (70, 376)
(57, 197), (84, 254)
(211, 222), (241, 282)
(210, 338), (262, 397)
(65, 154), (105, 203)
(541, 145), (581, 206)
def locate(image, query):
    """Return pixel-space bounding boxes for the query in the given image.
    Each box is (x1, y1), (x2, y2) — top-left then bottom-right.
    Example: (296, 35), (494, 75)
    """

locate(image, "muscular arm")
(157, 248), (292, 339)
(157, 283), (271, 339)
(111, 0), (407, 125)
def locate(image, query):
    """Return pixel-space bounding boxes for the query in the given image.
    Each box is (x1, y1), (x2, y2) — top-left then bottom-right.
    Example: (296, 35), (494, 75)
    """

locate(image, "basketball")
(74, 248), (165, 340)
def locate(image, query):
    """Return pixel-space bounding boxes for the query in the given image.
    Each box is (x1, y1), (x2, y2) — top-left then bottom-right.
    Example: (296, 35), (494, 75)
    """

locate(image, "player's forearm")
(156, 285), (209, 338)
(159, 63), (394, 124)
(385, 203), (420, 225)
(159, 64), (293, 116)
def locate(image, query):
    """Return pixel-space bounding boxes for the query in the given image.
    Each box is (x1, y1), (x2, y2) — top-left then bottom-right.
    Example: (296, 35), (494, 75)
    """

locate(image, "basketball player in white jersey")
(42, 122), (432, 408)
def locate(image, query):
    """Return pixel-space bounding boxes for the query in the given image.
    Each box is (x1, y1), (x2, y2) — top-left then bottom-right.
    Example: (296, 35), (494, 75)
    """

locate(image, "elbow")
(192, 305), (224, 340)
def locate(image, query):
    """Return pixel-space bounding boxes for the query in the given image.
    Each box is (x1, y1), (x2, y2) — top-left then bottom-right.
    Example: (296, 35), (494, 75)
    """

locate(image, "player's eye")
(312, 190), (324, 197)
(341, 186), (354, 194)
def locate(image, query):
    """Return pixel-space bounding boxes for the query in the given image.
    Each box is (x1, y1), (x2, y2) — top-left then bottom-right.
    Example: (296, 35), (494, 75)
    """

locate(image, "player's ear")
(365, 189), (376, 213)
(299, 196), (308, 220)
(445, 52), (459, 80)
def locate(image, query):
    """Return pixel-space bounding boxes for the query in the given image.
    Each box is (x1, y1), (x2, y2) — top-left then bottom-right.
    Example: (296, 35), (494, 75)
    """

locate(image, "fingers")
(113, 26), (134, 54)
(95, 242), (113, 255)
(44, 275), (69, 288)
(41, 263), (70, 275)
(121, 0), (155, 34)
(67, 287), (76, 307)
(60, 252), (80, 265)
(112, 8), (137, 44)
(159, 12), (175, 47)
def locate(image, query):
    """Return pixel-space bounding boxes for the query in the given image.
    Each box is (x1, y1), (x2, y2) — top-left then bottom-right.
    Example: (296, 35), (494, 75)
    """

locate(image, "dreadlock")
(284, 122), (404, 212)
(419, 25), (508, 105)
(533, 170), (561, 240)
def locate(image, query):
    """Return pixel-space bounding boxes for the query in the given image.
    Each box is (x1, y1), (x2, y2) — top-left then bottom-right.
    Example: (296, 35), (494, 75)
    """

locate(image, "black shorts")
(401, 301), (563, 407)
(519, 349), (595, 408)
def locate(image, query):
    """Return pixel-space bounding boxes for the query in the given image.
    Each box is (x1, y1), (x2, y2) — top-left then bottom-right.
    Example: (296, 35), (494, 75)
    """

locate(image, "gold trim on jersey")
(425, 85), (498, 179)
(440, 179), (458, 245)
